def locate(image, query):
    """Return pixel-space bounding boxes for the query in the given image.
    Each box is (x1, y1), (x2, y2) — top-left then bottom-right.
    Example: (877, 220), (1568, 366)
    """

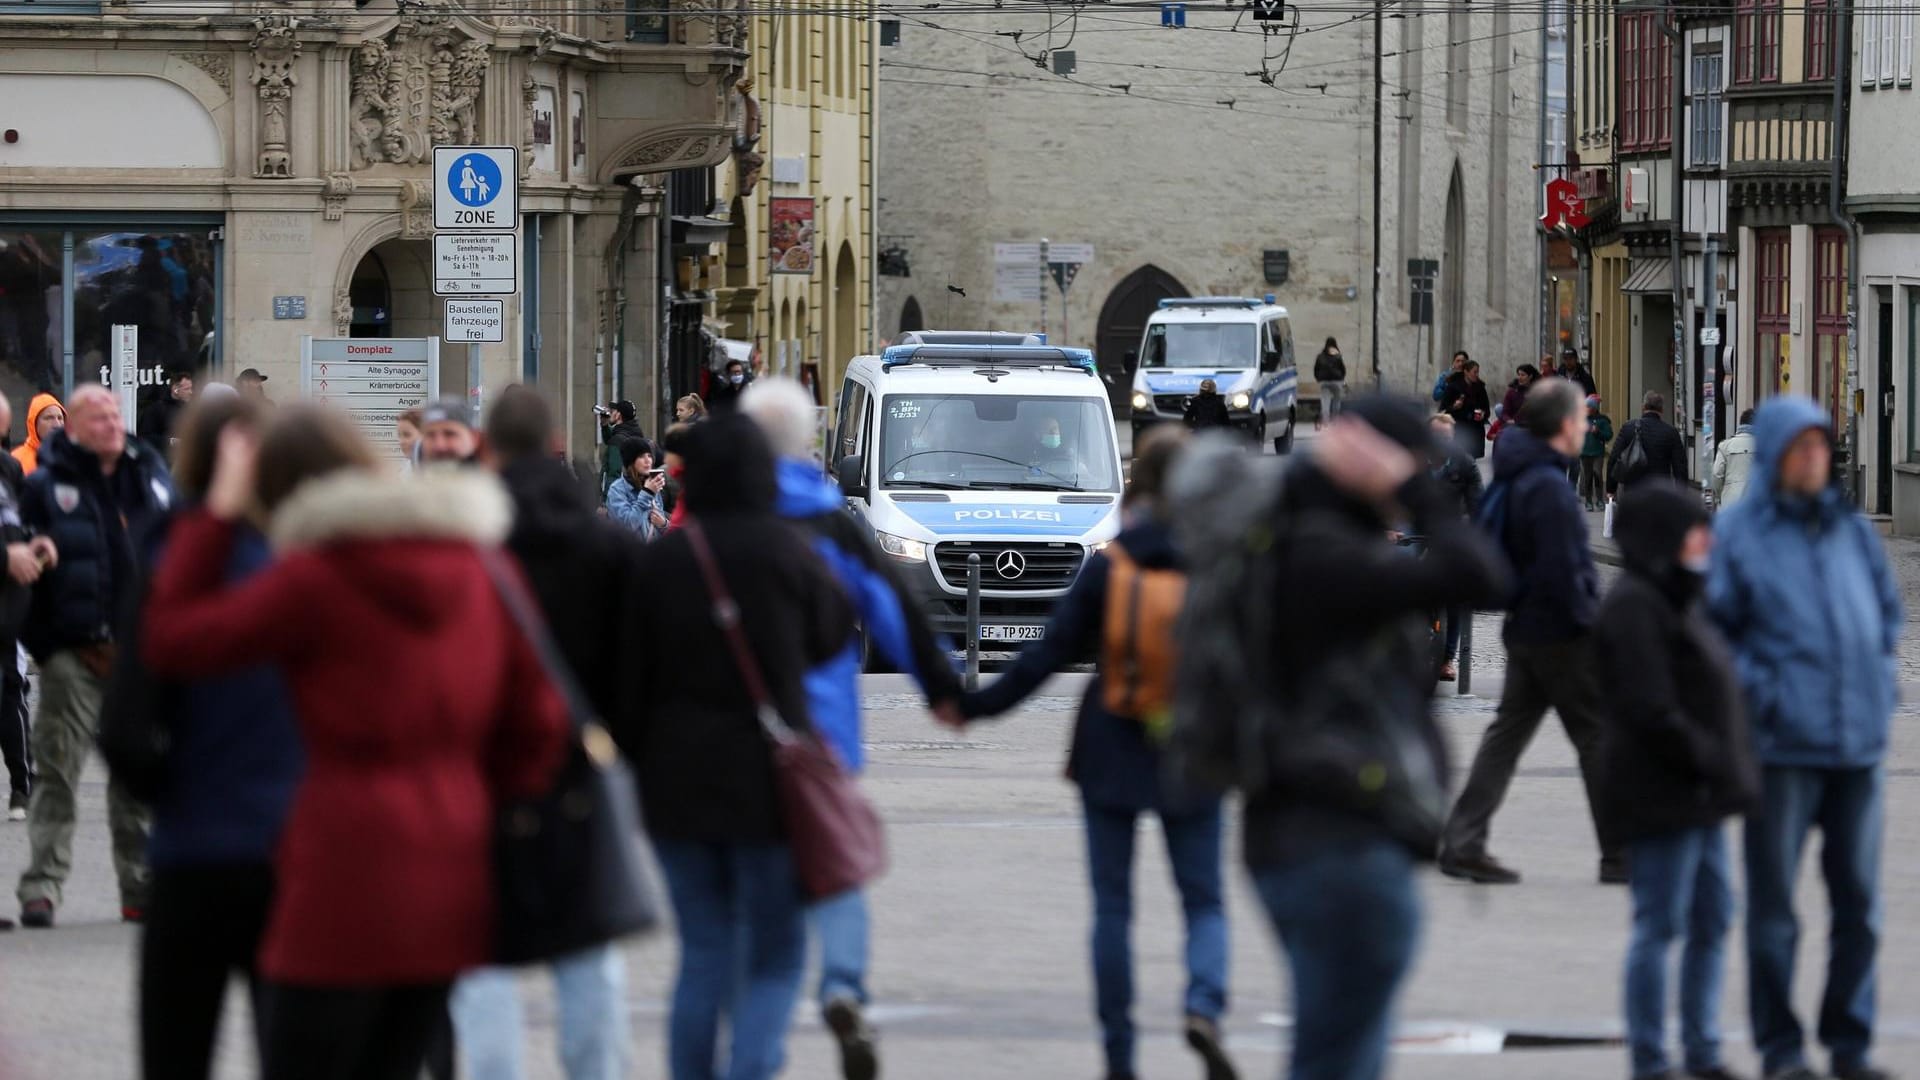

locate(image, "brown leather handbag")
(684, 521), (887, 900)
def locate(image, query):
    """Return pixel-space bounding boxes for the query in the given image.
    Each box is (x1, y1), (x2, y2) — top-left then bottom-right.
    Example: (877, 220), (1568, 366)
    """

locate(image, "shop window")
(1755, 229), (1791, 397)
(1814, 229), (1849, 427)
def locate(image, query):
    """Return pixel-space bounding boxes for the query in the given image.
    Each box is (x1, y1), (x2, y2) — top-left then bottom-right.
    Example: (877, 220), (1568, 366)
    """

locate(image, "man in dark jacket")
(1708, 397), (1900, 1080)
(1439, 376), (1624, 885)
(1183, 379), (1233, 432)
(450, 390), (645, 1080)
(0, 393), (48, 828)
(1596, 483), (1756, 1080)
(1608, 391), (1690, 496)
(16, 384), (174, 928)
(1240, 400), (1509, 1080)
(1428, 412), (1482, 682)
(706, 358), (754, 414)
(137, 368), (194, 457)
(597, 399), (642, 493)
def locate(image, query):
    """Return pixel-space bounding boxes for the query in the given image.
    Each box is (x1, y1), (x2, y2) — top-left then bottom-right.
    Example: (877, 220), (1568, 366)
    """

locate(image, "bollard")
(1458, 611), (1474, 696)
(966, 553), (982, 691)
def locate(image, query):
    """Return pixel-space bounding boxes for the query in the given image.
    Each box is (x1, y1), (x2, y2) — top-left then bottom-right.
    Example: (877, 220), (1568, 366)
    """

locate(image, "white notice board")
(301, 337), (440, 461)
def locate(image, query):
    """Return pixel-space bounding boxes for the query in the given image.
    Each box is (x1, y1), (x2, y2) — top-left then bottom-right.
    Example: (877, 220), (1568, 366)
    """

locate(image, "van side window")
(838, 381), (868, 463)
(1280, 318), (1295, 368)
(1261, 322), (1282, 371)
(849, 382), (871, 458)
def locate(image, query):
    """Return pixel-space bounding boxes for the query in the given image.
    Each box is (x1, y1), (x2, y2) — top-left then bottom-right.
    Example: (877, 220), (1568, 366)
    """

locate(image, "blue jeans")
(1083, 798), (1229, 1077)
(1746, 766), (1884, 1076)
(1624, 825), (1734, 1078)
(654, 840), (809, 1080)
(450, 944), (631, 1080)
(811, 887), (870, 1007)
(1251, 839), (1420, 1080)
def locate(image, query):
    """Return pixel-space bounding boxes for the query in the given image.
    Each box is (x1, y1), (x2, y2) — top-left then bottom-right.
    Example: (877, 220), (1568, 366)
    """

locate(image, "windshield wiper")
(968, 480), (1085, 492)
(882, 478), (969, 490)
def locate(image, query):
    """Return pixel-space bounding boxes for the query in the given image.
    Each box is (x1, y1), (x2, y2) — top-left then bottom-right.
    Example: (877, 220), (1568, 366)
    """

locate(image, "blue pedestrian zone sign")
(433, 146), (519, 231)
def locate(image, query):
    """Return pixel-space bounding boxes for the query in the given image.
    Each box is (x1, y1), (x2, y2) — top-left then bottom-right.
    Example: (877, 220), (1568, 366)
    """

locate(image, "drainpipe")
(1661, 11), (1688, 463)
(1830, 0), (1864, 506)
(1370, 0), (1385, 390)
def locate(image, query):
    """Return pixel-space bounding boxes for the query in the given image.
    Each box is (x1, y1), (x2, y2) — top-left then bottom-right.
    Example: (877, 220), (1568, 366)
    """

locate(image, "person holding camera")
(607, 438), (668, 542)
(597, 401), (643, 494)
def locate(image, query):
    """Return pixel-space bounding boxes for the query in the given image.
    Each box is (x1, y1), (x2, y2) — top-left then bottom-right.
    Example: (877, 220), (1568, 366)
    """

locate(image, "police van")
(1127, 296), (1299, 453)
(831, 332), (1124, 654)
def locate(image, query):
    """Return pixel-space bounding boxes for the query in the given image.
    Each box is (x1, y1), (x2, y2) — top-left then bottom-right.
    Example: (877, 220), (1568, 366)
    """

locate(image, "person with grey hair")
(740, 378), (961, 1080)
(1439, 377), (1623, 886)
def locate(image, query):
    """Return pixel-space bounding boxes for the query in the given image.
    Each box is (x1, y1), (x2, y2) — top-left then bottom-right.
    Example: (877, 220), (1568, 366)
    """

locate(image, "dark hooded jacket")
(614, 415), (854, 843)
(1607, 408), (1689, 494)
(1594, 484), (1757, 842)
(1488, 425), (1598, 646)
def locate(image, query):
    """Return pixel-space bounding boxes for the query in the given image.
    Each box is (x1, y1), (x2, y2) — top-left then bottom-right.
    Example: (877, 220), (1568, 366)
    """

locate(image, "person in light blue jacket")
(1707, 395), (1901, 1080)
(605, 437), (667, 541)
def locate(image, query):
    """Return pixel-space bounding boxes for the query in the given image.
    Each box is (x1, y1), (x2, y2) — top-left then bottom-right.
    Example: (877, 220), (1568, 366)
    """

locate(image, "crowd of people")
(0, 357), (1899, 1080)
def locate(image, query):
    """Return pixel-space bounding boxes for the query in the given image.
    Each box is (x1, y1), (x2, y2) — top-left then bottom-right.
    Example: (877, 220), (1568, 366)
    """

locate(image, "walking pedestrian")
(1183, 379), (1233, 432)
(1443, 361), (1492, 459)
(395, 407), (424, 472)
(1581, 395), (1614, 512)
(1313, 337), (1348, 424)
(139, 404), (569, 1080)
(1564, 351), (1598, 397)
(611, 413), (854, 1080)
(1596, 483), (1757, 1080)
(606, 437), (668, 542)
(955, 427), (1238, 1080)
(15, 384), (172, 929)
(598, 400), (642, 491)
(1176, 399), (1508, 1080)
(1608, 392), (1690, 498)
(743, 377), (964, 1080)
(1428, 412), (1481, 682)
(12, 392), (64, 475)
(0, 392), (43, 826)
(1500, 364), (1539, 428)
(675, 395), (709, 424)
(138, 368), (195, 457)
(419, 396), (483, 467)
(235, 368), (273, 406)
(449, 390), (644, 1080)
(1433, 351), (1468, 406)
(133, 394), (302, 1080)
(1438, 376), (1625, 885)
(1711, 409), (1757, 510)
(707, 358), (754, 414)
(1707, 397), (1901, 1080)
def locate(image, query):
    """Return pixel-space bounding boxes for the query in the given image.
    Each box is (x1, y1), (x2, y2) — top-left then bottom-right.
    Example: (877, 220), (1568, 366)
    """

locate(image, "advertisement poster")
(531, 86), (557, 173)
(570, 90), (588, 173)
(768, 197), (815, 276)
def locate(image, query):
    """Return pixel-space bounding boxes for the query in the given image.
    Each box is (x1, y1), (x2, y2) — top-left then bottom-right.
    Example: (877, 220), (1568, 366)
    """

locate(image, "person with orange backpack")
(953, 427), (1235, 1080)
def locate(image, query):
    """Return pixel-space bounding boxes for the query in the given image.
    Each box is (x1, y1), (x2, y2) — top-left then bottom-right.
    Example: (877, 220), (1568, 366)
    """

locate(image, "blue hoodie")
(774, 458), (955, 772)
(1707, 396), (1901, 768)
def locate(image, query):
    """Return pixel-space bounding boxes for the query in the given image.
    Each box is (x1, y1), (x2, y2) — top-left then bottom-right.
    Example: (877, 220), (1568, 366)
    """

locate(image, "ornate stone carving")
(334, 289), (353, 336)
(520, 76), (539, 180)
(616, 133), (719, 174)
(322, 173), (355, 221)
(732, 79), (763, 190)
(249, 18), (300, 179)
(399, 179), (433, 238)
(348, 5), (489, 169)
(180, 51), (232, 94)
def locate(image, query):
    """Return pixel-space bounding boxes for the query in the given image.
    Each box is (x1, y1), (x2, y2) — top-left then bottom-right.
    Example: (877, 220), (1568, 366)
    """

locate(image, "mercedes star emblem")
(995, 549), (1027, 579)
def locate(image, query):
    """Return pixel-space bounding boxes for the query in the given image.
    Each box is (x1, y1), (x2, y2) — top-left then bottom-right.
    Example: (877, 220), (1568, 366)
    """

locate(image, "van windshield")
(1141, 322), (1259, 369)
(879, 394), (1120, 492)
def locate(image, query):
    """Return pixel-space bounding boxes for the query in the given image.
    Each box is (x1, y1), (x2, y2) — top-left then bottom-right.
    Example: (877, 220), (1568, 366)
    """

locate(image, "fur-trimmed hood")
(269, 466), (513, 552)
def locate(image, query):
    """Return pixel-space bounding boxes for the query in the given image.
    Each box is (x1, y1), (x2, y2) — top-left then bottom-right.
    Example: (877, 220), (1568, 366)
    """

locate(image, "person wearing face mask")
(1595, 483), (1757, 1080)
(708, 360), (753, 415)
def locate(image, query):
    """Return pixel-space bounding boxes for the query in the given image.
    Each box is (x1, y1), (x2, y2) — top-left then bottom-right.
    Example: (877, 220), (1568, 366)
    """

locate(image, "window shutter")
(1885, 1), (1901, 83)
(1865, 7), (1880, 87)
(1901, 0), (1915, 85)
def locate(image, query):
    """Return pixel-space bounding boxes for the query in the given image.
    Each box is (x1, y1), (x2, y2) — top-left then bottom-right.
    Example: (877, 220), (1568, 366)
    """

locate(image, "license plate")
(980, 625), (1045, 642)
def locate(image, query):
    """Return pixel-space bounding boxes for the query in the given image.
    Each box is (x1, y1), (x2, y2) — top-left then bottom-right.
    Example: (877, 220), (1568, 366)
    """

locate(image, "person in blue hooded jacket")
(1706, 396), (1900, 1080)
(740, 378), (962, 1080)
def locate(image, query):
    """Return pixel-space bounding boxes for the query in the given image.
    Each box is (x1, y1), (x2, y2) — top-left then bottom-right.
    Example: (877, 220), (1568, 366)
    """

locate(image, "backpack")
(1100, 547), (1186, 734)
(1614, 422), (1651, 485)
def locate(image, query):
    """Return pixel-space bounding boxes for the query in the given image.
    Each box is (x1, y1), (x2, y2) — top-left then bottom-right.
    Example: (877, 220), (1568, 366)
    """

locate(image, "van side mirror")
(837, 454), (868, 500)
(1261, 350), (1282, 373)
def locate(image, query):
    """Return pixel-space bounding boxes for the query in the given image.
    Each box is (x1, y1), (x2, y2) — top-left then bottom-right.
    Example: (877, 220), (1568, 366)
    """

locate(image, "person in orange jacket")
(11, 394), (65, 476)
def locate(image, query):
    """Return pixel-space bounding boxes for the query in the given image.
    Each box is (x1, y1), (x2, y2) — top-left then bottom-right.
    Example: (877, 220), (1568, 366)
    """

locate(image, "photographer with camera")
(596, 401), (643, 495)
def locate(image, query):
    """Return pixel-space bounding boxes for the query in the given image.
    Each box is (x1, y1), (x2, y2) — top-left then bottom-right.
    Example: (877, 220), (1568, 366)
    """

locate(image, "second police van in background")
(1127, 296), (1300, 453)
(831, 331), (1124, 659)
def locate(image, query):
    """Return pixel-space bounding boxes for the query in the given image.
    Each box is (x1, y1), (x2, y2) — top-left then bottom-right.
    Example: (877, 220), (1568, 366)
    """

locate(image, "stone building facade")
(873, 5), (1545, 409)
(0, 0), (743, 455)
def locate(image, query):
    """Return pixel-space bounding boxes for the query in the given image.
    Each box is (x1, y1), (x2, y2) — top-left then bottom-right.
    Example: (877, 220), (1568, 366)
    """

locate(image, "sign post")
(433, 145), (520, 420)
(111, 324), (139, 434)
(301, 337), (441, 463)
(1046, 243), (1093, 345)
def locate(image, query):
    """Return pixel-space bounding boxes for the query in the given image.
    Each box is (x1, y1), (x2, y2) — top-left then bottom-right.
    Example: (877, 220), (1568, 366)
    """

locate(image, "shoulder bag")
(684, 520), (887, 901)
(481, 548), (663, 965)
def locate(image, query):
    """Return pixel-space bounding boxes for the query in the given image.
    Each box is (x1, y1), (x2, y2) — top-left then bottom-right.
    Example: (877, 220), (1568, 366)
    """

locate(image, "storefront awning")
(1620, 258), (1673, 295)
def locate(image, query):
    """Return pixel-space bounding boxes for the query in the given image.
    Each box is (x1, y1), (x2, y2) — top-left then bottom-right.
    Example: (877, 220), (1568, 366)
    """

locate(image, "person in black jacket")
(1608, 392), (1690, 497)
(137, 368), (195, 459)
(1313, 337), (1348, 425)
(1242, 399), (1509, 1080)
(448, 390), (646, 1080)
(16, 384), (174, 929)
(1596, 483), (1757, 1080)
(614, 414), (853, 1080)
(0, 392), (51, 829)
(1183, 379), (1233, 432)
(1439, 377), (1624, 886)
(1427, 412), (1482, 682)
(1442, 361), (1493, 459)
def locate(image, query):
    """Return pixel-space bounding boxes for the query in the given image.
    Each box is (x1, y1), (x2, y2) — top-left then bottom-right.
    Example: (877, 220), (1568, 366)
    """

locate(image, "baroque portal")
(350, 8), (490, 169)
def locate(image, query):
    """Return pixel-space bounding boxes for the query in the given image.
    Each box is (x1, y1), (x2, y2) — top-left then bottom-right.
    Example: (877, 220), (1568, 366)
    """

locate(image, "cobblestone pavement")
(2, 672), (1918, 1079)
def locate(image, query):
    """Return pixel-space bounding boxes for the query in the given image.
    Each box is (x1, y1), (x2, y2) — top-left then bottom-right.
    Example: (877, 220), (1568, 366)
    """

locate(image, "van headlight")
(1230, 391), (1252, 411)
(875, 530), (928, 562)
(1131, 390), (1150, 412)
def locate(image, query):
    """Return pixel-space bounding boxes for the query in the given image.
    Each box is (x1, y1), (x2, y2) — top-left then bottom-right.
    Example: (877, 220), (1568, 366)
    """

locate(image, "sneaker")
(823, 997), (878, 1080)
(1185, 1015), (1239, 1080)
(1600, 858), (1631, 886)
(1689, 1067), (1753, 1080)
(121, 906), (146, 925)
(1437, 851), (1522, 885)
(1438, 660), (1458, 682)
(19, 898), (53, 929)
(1834, 1067), (1897, 1080)
(7, 791), (24, 822)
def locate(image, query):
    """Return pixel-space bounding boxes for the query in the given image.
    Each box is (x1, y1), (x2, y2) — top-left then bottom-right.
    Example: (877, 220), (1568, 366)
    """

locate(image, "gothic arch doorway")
(1441, 162), (1468, 368)
(898, 296), (925, 338)
(1095, 265), (1189, 416)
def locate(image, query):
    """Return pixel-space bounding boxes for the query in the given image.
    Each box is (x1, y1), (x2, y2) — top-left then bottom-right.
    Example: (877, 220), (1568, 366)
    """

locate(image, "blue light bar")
(1157, 297), (1263, 310)
(879, 344), (1099, 376)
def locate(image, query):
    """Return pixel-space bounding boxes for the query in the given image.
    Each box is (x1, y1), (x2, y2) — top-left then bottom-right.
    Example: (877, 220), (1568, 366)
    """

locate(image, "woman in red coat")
(141, 406), (569, 1080)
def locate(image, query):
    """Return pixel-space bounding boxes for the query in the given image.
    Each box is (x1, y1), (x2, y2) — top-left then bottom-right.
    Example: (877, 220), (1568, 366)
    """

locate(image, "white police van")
(831, 332), (1124, 653)
(1127, 296), (1299, 453)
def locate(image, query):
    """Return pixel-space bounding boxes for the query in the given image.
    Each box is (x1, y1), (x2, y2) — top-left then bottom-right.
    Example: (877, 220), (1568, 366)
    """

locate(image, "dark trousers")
(1746, 765), (1884, 1076)
(260, 982), (453, 1080)
(0, 640), (30, 798)
(140, 863), (275, 1080)
(1441, 637), (1618, 863)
